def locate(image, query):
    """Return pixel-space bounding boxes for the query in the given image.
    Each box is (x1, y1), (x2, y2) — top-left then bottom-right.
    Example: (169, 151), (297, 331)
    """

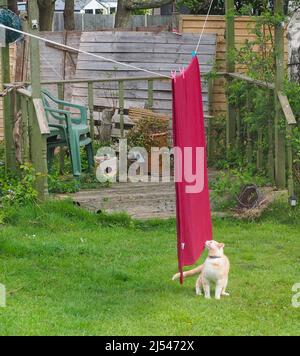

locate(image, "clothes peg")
(171, 70), (177, 82)
(180, 68), (185, 79)
(192, 51), (197, 57)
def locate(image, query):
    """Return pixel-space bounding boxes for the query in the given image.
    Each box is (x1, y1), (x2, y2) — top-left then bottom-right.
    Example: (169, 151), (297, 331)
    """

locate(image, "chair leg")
(86, 143), (94, 173)
(69, 134), (82, 177)
(47, 146), (55, 173)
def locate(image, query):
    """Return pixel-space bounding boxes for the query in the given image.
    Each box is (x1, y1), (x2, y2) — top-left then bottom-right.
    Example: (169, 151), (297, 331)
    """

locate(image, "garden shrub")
(0, 163), (38, 223)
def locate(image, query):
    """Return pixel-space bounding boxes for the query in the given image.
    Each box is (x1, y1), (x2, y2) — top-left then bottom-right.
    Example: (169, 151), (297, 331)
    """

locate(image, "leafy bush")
(127, 117), (169, 152)
(0, 163), (38, 223)
(0, 163), (38, 206)
(210, 168), (270, 210)
(48, 172), (81, 194)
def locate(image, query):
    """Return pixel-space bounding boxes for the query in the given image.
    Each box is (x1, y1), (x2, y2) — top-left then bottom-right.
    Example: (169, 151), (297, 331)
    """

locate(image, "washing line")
(0, 23), (171, 79)
(0, 5), (214, 81)
(195, 0), (215, 54)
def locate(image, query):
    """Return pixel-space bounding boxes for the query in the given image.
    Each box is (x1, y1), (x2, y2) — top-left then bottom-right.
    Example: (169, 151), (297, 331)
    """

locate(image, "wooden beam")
(277, 91), (297, 125)
(32, 98), (50, 135)
(45, 41), (78, 55)
(227, 73), (275, 90)
(225, 0), (236, 154)
(274, 0), (286, 190)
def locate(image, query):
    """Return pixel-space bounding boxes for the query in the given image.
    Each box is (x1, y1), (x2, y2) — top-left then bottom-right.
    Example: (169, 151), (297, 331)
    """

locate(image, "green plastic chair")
(41, 89), (94, 177)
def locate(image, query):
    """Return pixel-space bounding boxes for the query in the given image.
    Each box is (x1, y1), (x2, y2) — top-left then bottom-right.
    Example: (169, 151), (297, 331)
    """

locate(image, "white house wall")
(81, 0), (118, 15)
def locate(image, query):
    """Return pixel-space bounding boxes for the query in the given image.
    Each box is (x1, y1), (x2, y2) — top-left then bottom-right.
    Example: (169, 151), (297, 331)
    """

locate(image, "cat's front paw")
(196, 288), (202, 296)
(222, 292), (230, 297)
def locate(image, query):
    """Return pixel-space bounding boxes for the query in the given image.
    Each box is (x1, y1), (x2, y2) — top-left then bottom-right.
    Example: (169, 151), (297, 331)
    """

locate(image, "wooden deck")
(56, 170), (218, 220)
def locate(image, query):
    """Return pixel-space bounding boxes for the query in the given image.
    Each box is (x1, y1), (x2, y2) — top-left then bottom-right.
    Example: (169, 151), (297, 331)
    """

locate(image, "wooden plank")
(32, 98), (50, 135)
(277, 91), (297, 125)
(80, 31), (217, 44)
(46, 41), (78, 54)
(228, 73), (275, 90)
(78, 52), (215, 64)
(71, 87), (209, 102)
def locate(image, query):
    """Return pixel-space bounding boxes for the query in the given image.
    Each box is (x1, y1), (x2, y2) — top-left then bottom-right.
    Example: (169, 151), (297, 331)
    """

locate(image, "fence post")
(57, 83), (66, 174)
(148, 79), (154, 110)
(118, 80), (125, 138)
(246, 87), (252, 165)
(28, 0), (48, 200)
(88, 81), (95, 140)
(287, 124), (294, 197)
(0, 0), (16, 171)
(274, 0), (286, 189)
(257, 128), (263, 172)
(225, 0), (236, 156)
(268, 92), (275, 184)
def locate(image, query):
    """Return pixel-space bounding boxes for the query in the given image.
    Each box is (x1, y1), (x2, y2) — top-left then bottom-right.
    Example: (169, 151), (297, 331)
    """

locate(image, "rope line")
(195, 0), (215, 54)
(1, 5), (215, 80)
(0, 23), (171, 79)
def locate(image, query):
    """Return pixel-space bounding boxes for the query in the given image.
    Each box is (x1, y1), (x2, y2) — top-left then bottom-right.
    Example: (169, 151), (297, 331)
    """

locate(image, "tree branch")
(126, 0), (173, 10)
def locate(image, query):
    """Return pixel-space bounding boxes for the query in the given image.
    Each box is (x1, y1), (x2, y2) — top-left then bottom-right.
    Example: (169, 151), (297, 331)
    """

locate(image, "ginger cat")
(172, 240), (230, 300)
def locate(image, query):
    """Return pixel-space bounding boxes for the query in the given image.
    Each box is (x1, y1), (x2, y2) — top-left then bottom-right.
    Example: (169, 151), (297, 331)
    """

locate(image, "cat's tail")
(172, 265), (204, 281)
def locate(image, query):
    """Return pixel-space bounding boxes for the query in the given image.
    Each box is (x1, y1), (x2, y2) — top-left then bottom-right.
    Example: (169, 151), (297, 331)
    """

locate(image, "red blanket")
(172, 57), (213, 283)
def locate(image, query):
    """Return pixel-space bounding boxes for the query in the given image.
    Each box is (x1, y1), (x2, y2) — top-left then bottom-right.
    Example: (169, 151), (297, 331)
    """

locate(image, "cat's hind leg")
(215, 281), (223, 300)
(221, 277), (230, 297)
(202, 278), (211, 299)
(195, 275), (203, 296)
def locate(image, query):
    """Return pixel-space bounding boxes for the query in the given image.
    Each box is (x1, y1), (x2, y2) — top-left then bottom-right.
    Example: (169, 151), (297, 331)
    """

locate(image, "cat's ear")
(218, 243), (225, 249)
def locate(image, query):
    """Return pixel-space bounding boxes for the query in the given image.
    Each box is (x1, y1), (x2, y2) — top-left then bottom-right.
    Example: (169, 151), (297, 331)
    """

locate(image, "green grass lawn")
(0, 200), (299, 336)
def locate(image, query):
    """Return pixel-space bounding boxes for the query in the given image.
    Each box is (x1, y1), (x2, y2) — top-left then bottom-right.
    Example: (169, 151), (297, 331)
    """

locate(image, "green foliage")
(214, 6), (300, 193)
(176, 0), (292, 16)
(210, 168), (269, 210)
(127, 117), (169, 152)
(48, 143), (109, 194)
(48, 173), (81, 194)
(0, 163), (38, 207)
(0, 163), (38, 223)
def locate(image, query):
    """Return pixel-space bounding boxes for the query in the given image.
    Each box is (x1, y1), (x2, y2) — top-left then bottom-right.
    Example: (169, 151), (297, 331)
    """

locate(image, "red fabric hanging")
(172, 56), (213, 284)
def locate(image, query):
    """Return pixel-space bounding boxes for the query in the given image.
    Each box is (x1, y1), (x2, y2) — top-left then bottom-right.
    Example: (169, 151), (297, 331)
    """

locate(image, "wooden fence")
(53, 14), (174, 32)
(180, 15), (289, 117)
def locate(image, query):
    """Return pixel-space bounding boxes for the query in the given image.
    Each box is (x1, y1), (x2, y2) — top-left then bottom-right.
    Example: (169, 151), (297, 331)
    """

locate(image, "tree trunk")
(115, 0), (173, 28)
(37, 0), (56, 31)
(64, 0), (75, 31)
(115, 0), (132, 29)
(8, 0), (18, 13)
